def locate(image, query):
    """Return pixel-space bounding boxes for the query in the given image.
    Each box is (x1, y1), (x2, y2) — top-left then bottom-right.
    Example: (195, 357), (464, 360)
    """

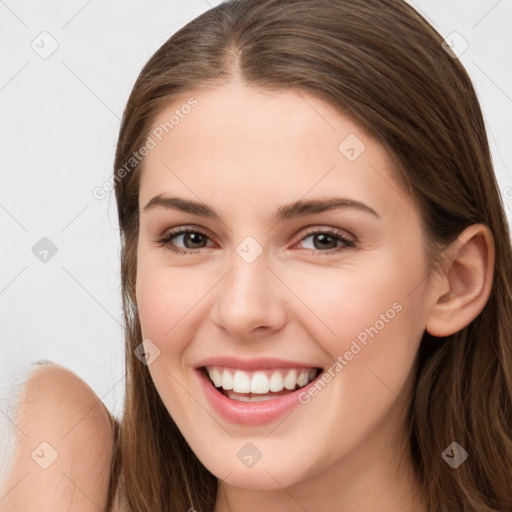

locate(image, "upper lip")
(195, 356), (323, 371)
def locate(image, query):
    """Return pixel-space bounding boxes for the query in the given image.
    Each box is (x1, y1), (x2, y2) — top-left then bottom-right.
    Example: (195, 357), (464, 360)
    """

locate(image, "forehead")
(138, 82), (406, 219)
(147, 82), (367, 155)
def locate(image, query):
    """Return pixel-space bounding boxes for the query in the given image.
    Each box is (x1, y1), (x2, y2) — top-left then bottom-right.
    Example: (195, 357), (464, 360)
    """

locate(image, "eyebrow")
(143, 194), (381, 221)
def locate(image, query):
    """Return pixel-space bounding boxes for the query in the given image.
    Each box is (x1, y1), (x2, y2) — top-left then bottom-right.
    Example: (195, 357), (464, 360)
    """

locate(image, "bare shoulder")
(0, 362), (115, 512)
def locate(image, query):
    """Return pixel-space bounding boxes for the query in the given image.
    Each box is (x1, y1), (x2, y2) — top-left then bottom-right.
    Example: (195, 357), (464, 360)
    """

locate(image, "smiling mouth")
(201, 366), (323, 402)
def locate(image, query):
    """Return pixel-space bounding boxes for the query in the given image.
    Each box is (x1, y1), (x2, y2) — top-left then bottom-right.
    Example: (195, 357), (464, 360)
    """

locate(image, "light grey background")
(1, 0), (511, 480)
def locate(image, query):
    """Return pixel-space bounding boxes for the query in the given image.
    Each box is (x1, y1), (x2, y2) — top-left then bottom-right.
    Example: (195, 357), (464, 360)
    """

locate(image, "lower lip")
(196, 367), (323, 426)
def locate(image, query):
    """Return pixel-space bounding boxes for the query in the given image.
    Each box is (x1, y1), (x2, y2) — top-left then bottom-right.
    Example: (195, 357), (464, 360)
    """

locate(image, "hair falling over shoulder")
(107, 1), (512, 510)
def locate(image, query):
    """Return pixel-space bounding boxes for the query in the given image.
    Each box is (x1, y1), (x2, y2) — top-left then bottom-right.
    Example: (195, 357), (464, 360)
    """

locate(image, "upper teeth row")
(205, 366), (319, 394)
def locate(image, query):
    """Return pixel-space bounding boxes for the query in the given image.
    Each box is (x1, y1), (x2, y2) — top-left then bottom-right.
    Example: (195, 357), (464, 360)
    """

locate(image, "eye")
(156, 227), (213, 255)
(156, 226), (356, 256)
(295, 228), (355, 254)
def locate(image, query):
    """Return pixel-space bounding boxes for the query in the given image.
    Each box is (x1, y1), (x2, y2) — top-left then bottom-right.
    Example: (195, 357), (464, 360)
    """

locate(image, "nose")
(210, 249), (287, 339)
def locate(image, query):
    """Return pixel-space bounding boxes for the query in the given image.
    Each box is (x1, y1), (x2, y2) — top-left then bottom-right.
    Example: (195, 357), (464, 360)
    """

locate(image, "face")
(135, 80), (438, 491)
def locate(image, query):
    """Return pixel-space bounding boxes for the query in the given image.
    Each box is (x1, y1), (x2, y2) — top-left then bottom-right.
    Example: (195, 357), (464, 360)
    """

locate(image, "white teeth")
(221, 369), (233, 390)
(233, 370), (251, 393)
(210, 367), (222, 387)
(206, 366), (319, 394)
(283, 369), (297, 390)
(297, 371), (309, 387)
(250, 372), (270, 394)
(269, 371), (283, 392)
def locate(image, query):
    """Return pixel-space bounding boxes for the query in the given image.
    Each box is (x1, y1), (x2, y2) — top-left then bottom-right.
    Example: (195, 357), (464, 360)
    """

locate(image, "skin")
(134, 79), (494, 512)
(0, 364), (114, 512)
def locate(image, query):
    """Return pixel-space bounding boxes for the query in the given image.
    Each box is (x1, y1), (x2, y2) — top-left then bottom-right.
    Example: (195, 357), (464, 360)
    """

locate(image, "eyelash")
(155, 226), (356, 256)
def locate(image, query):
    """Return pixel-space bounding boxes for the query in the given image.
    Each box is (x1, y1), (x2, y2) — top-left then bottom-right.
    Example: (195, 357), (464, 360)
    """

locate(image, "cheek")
(284, 250), (428, 375)
(135, 259), (214, 353)
(292, 257), (423, 329)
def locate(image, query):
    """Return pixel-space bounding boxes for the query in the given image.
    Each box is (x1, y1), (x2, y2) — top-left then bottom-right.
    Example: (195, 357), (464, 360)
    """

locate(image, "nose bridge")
(212, 239), (286, 336)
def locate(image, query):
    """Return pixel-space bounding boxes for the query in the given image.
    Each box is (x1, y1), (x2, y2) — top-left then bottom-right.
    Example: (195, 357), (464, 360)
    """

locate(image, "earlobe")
(425, 224), (495, 337)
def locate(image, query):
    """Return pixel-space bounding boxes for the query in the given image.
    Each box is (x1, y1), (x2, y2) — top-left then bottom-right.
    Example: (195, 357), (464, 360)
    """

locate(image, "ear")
(425, 224), (495, 337)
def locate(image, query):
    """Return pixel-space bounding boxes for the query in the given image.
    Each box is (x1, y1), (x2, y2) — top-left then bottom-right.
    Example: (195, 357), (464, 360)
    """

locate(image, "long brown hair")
(107, 1), (512, 510)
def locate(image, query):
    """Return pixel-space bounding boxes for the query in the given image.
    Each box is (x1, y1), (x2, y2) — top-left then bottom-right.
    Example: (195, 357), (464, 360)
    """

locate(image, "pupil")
(185, 233), (205, 248)
(314, 233), (336, 250)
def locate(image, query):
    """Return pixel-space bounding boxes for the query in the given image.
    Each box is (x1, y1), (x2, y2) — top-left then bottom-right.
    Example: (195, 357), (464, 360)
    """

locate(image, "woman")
(4, 0), (512, 510)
